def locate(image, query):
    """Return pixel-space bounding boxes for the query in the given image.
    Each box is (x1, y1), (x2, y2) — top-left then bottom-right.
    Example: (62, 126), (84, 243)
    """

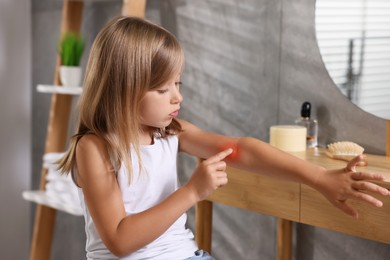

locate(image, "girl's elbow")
(104, 238), (137, 257)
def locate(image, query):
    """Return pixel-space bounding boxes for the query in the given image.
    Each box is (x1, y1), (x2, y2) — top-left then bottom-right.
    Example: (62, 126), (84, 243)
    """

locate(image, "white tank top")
(78, 135), (198, 259)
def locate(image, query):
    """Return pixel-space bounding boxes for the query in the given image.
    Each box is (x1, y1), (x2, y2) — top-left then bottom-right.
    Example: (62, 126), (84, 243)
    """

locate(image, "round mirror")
(315, 1), (390, 119)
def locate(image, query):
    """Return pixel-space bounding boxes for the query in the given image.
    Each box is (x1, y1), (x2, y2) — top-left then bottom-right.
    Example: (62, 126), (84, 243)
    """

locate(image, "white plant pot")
(60, 66), (82, 87)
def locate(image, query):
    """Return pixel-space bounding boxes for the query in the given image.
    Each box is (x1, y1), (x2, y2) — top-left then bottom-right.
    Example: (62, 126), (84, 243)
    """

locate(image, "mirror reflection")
(316, 0), (390, 119)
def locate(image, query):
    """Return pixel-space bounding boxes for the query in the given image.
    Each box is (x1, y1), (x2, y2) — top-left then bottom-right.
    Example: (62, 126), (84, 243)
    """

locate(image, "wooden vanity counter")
(195, 148), (390, 258)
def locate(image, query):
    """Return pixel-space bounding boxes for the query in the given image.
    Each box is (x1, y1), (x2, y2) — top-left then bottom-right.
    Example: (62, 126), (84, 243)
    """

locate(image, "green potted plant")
(58, 32), (84, 87)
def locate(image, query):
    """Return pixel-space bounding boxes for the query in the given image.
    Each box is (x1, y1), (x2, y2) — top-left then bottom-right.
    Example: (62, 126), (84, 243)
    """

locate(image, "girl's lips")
(170, 110), (179, 117)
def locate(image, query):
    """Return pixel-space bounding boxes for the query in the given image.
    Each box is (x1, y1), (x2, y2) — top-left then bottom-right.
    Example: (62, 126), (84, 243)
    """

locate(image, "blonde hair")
(59, 16), (184, 183)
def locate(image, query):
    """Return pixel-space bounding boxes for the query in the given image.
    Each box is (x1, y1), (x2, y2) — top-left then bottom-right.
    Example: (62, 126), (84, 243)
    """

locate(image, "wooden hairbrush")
(325, 141), (367, 166)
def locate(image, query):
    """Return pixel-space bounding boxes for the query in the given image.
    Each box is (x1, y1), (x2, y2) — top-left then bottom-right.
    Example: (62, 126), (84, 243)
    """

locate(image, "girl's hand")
(185, 148), (233, 202)
(314, 155), (390, 218)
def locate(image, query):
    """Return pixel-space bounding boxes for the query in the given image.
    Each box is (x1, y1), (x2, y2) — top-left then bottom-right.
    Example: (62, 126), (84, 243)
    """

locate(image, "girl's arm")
(177, 119), (390, 218)
(75, 134), (231, 257)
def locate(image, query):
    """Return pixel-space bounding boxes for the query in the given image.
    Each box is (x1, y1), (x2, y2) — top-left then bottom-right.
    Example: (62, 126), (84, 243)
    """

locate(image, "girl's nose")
(172, 89), (183, 104)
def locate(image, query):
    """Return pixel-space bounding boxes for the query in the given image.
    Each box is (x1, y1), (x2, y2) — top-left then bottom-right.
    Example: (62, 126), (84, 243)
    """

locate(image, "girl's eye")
(157, 89), (169, 94)
(175, 81), (182, 86)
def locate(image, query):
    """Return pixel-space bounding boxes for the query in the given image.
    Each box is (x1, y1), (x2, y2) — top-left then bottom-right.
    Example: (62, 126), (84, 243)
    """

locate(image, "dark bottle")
(295, 102), (318, 148)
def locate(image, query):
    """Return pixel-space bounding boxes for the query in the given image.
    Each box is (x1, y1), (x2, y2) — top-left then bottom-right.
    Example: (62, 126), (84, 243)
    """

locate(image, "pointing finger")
(205, 148), (233, 165)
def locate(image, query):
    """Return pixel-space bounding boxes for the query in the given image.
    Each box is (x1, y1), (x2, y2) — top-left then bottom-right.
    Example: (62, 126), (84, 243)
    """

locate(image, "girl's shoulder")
(77, 133), (105, 152)
(75, 133), (110, 165)
(177, 119), (200, 135)
(177, 119), (206, 141)
(176, 119), (206, 154)
(75, 133), (114, 187)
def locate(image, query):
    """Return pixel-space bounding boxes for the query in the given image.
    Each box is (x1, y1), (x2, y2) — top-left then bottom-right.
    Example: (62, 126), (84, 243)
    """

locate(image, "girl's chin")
(142, 121), (172, 130)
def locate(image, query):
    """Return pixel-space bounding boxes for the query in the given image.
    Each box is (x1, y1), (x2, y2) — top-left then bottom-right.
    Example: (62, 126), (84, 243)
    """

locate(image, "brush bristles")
(327, 141), (364, 156)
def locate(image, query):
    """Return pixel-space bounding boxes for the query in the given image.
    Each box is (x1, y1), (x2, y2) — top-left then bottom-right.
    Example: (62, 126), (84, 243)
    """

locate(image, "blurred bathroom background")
(1, 0), (389, 259)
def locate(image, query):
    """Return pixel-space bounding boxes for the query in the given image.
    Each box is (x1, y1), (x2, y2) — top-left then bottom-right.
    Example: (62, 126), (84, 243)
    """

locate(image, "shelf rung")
(22, 190), (83, 216)
(37, 84), (82, 95)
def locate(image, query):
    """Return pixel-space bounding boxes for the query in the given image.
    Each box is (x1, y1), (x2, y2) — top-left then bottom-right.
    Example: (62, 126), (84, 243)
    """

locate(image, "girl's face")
(139, 75), (183, 130)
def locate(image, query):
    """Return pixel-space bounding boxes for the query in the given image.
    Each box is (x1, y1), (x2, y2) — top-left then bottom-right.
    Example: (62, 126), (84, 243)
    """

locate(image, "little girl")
(59, 16), (389, 260)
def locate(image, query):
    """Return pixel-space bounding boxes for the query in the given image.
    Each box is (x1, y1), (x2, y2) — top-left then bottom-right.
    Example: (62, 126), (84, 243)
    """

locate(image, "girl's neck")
(139, 127), (154, 145)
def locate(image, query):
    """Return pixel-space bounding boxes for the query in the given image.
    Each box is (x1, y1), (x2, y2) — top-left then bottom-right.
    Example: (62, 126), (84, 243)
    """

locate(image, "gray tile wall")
(1, 1), (32, 259)
(31, 0), (389, 259)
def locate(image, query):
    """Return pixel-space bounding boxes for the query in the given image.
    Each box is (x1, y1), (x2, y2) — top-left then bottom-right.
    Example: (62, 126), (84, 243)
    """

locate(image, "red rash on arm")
(220, 142), (240, 162)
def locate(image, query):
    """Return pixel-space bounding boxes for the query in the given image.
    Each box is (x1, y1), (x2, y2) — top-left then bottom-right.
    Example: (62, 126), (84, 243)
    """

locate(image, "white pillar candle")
(269, 125), (307, 152)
